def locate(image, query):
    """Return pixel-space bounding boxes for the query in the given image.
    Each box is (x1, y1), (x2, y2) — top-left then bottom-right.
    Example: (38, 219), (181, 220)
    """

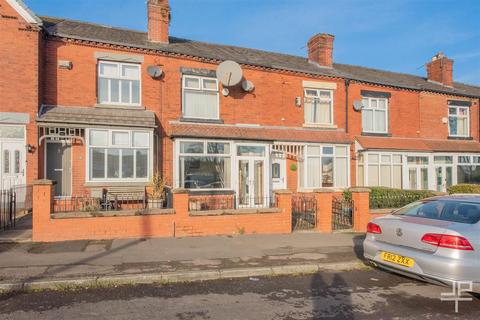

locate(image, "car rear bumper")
(363, 237), (480, 293)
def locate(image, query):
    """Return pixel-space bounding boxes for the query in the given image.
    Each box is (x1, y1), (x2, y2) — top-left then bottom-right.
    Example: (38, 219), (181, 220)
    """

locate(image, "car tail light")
(421, 233), (474, 251)
(367, 222), (382, 234)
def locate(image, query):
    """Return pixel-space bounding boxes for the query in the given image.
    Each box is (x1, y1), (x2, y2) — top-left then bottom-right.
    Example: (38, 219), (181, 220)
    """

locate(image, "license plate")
(380, 251), (415, 268)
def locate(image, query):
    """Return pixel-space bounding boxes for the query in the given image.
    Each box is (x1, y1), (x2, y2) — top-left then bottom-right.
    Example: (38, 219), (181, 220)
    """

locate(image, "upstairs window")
(98, 61), (141, 106)
(182, 76), (219, 119)
(304, 89), (333, 125)
(362, 97), (388, 133)
(448, 105), (469, 137)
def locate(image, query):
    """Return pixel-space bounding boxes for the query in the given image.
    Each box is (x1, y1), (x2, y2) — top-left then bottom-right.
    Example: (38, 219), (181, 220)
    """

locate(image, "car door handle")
(54, 169), (63, 172)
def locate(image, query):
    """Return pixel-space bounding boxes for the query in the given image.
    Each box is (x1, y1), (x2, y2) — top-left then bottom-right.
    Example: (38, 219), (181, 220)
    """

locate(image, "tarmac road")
(0, 268), (479, 320)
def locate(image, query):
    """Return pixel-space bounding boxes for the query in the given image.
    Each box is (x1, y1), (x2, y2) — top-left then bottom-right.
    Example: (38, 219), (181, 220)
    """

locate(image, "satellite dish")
(147, 66), (163, 79)
(216, 60), (243, 87)
(241, 80), (255, 92)
(353, 100), (364, 111)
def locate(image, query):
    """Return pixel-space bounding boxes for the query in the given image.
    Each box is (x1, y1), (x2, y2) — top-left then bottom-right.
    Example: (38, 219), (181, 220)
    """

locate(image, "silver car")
(363, 195), (480, 293)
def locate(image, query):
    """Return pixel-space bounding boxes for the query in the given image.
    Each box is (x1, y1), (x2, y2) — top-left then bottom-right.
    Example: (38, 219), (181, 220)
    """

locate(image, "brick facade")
(2, 0), (480, 200)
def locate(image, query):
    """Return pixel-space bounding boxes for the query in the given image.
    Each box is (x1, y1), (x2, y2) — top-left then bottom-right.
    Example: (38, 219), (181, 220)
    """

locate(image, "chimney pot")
(148, 0), (170, 44)
(426, 52), (454, 87)
(307, 33), (334, 68)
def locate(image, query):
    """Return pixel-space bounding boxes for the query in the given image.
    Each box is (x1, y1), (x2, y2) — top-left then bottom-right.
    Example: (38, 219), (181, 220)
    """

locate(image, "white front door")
(236, 144), (268, 207)
(271, 154), (286, 191)
(0, 141), (26, 190)
(435, 165), (453, 192)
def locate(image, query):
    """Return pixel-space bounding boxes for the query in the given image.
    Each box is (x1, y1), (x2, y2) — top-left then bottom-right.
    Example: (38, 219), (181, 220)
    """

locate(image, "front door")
(271, 153), (286, 191)
(46, 142), (72, 196)
(435, 166), (453, 192)
(0, 141), (26, 190)
(238, 158), (265, 207)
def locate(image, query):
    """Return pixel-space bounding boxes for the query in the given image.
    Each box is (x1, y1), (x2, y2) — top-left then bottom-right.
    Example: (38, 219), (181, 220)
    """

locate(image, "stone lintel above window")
(180, 67), (216, 78)
(448, 100), (471, 107)
(360, 90), (391, 99)
(94, 52), (144, 63)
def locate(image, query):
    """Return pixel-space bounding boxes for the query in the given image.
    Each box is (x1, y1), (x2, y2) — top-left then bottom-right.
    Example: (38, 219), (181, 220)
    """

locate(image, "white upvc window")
(176, 139), (232, 189)
(448, 105), (469, 137)
(358, 152), (403, 189)
(304, 89), (333, 125)
(98, 61), (141, 106)
(362, 97), (388, 133)
(182, 76), (219, 119)
(87, 129), (151, 181)
(301, 144), (349, 188)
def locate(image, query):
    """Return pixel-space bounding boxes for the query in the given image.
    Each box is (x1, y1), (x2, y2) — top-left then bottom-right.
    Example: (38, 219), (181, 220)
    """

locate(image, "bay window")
(457, 155), (480, 184)
(359, 152), (402, 188)
(88, 129), (151, 181)
(178, 140), (231, 189)
(302, 145), (348, 188)
(304, 89), (333, 125)
(362, 97), (388, 133)
(182, 76), (219, 119)
(98, 61), (141, 106)
(448, 105), (469, 137)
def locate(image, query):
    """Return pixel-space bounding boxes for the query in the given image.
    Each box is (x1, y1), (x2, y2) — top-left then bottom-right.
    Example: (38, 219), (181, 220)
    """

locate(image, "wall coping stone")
(172, 188), (189, 194)
(32, 179), (56, 186)
(313, 188), (335, 193)
(349, 187), (371, 193)
(274, 189), (293, 195)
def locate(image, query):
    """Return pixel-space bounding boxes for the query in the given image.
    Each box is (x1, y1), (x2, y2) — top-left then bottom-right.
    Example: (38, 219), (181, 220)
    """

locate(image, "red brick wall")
(6, 21), (476, 192)
(0, 0), (41, 185)
(32, 184), (293, 242)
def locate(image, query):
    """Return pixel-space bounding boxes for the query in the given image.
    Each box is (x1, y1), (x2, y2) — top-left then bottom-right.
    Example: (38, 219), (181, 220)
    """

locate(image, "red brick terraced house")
(2, 0), (480, 207)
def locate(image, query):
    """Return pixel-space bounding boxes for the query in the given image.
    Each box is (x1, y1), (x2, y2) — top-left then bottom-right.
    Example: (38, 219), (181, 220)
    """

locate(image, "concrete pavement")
(0, 232), (365, 290)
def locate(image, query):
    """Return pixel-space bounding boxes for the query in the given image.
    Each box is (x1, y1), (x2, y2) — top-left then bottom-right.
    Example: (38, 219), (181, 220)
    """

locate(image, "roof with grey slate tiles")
(37, 105), (157, 128)
(39, 16), (480, 98)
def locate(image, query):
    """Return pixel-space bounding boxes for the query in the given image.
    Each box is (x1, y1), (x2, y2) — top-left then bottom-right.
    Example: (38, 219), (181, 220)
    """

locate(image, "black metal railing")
(11, 184), (33, 213)
(332, 196), (353, 231)
(291, 194), (317, 231)
(189, 195), (277, 211)
(52, 192), (169, 214)
(0, 189), (16, 230)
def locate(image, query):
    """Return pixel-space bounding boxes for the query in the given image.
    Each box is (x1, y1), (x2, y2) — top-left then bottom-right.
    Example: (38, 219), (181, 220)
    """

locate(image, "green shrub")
(343, 187), (436, 209)
(447, 184), (480, 194)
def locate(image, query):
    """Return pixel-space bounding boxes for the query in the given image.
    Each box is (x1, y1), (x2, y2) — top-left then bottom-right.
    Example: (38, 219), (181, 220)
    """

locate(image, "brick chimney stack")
(148, 0), (170, 44)
(307, 33), (334, 68)
(426, 52), (454, 87)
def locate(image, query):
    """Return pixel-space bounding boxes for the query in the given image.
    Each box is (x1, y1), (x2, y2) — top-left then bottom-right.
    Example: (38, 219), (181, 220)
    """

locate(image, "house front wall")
(0, 0), (41, 189)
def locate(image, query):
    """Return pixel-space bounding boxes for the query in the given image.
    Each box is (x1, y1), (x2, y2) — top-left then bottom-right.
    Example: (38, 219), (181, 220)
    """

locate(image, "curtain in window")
(307, 157), (321, 188)
(305, 100), (331, 124)
(184, 90), (217, 118)
(334, 157), (347, 187)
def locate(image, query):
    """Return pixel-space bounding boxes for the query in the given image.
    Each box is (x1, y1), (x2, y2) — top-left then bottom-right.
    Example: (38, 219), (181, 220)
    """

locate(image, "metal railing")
(189, 195), (277, 211)
(11, 184), (33, 213)
(332, 196), (353, 231)
(0, 189), (16, 230)
(53, 192), (168, 214)
(291, 194), (317, 231)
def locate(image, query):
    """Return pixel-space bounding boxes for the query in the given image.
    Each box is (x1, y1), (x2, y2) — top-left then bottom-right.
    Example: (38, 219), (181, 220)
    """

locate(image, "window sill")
(95, 104), (145, 110)
(302, 123), (338, 129)
(361, 132), (392, 137)
(448, 136), (473, 140)
(84, 181), (150, 188)
(179, 117), (224, 124)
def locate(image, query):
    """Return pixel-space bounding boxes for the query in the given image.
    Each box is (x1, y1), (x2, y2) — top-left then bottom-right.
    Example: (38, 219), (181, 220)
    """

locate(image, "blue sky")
(25, 0), (480, 85)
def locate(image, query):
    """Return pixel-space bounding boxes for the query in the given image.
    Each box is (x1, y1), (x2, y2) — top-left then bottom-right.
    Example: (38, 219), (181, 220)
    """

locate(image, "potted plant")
(148, 172), (166, 209)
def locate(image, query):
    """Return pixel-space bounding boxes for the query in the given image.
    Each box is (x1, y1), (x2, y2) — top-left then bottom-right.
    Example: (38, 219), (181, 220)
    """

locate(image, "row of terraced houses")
(2, 0), (480, 211)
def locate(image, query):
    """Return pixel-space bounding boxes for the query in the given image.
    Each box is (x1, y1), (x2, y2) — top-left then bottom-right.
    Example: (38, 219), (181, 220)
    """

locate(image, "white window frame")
(303, 88), (334, 126)
(86, 128), (152, 182)
(361, 97), (389, 134)
(359, 152), (403, 189)
(97, 61), (142, 106)
(301, 144), (350, 189)
(174, 139), (233, 190)
(181, 75), (220, 120)
(448, 105), (470, 137)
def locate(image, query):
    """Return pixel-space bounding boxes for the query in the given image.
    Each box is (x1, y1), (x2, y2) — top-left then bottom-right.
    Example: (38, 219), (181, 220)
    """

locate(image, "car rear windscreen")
(393, 200), (480, 224)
